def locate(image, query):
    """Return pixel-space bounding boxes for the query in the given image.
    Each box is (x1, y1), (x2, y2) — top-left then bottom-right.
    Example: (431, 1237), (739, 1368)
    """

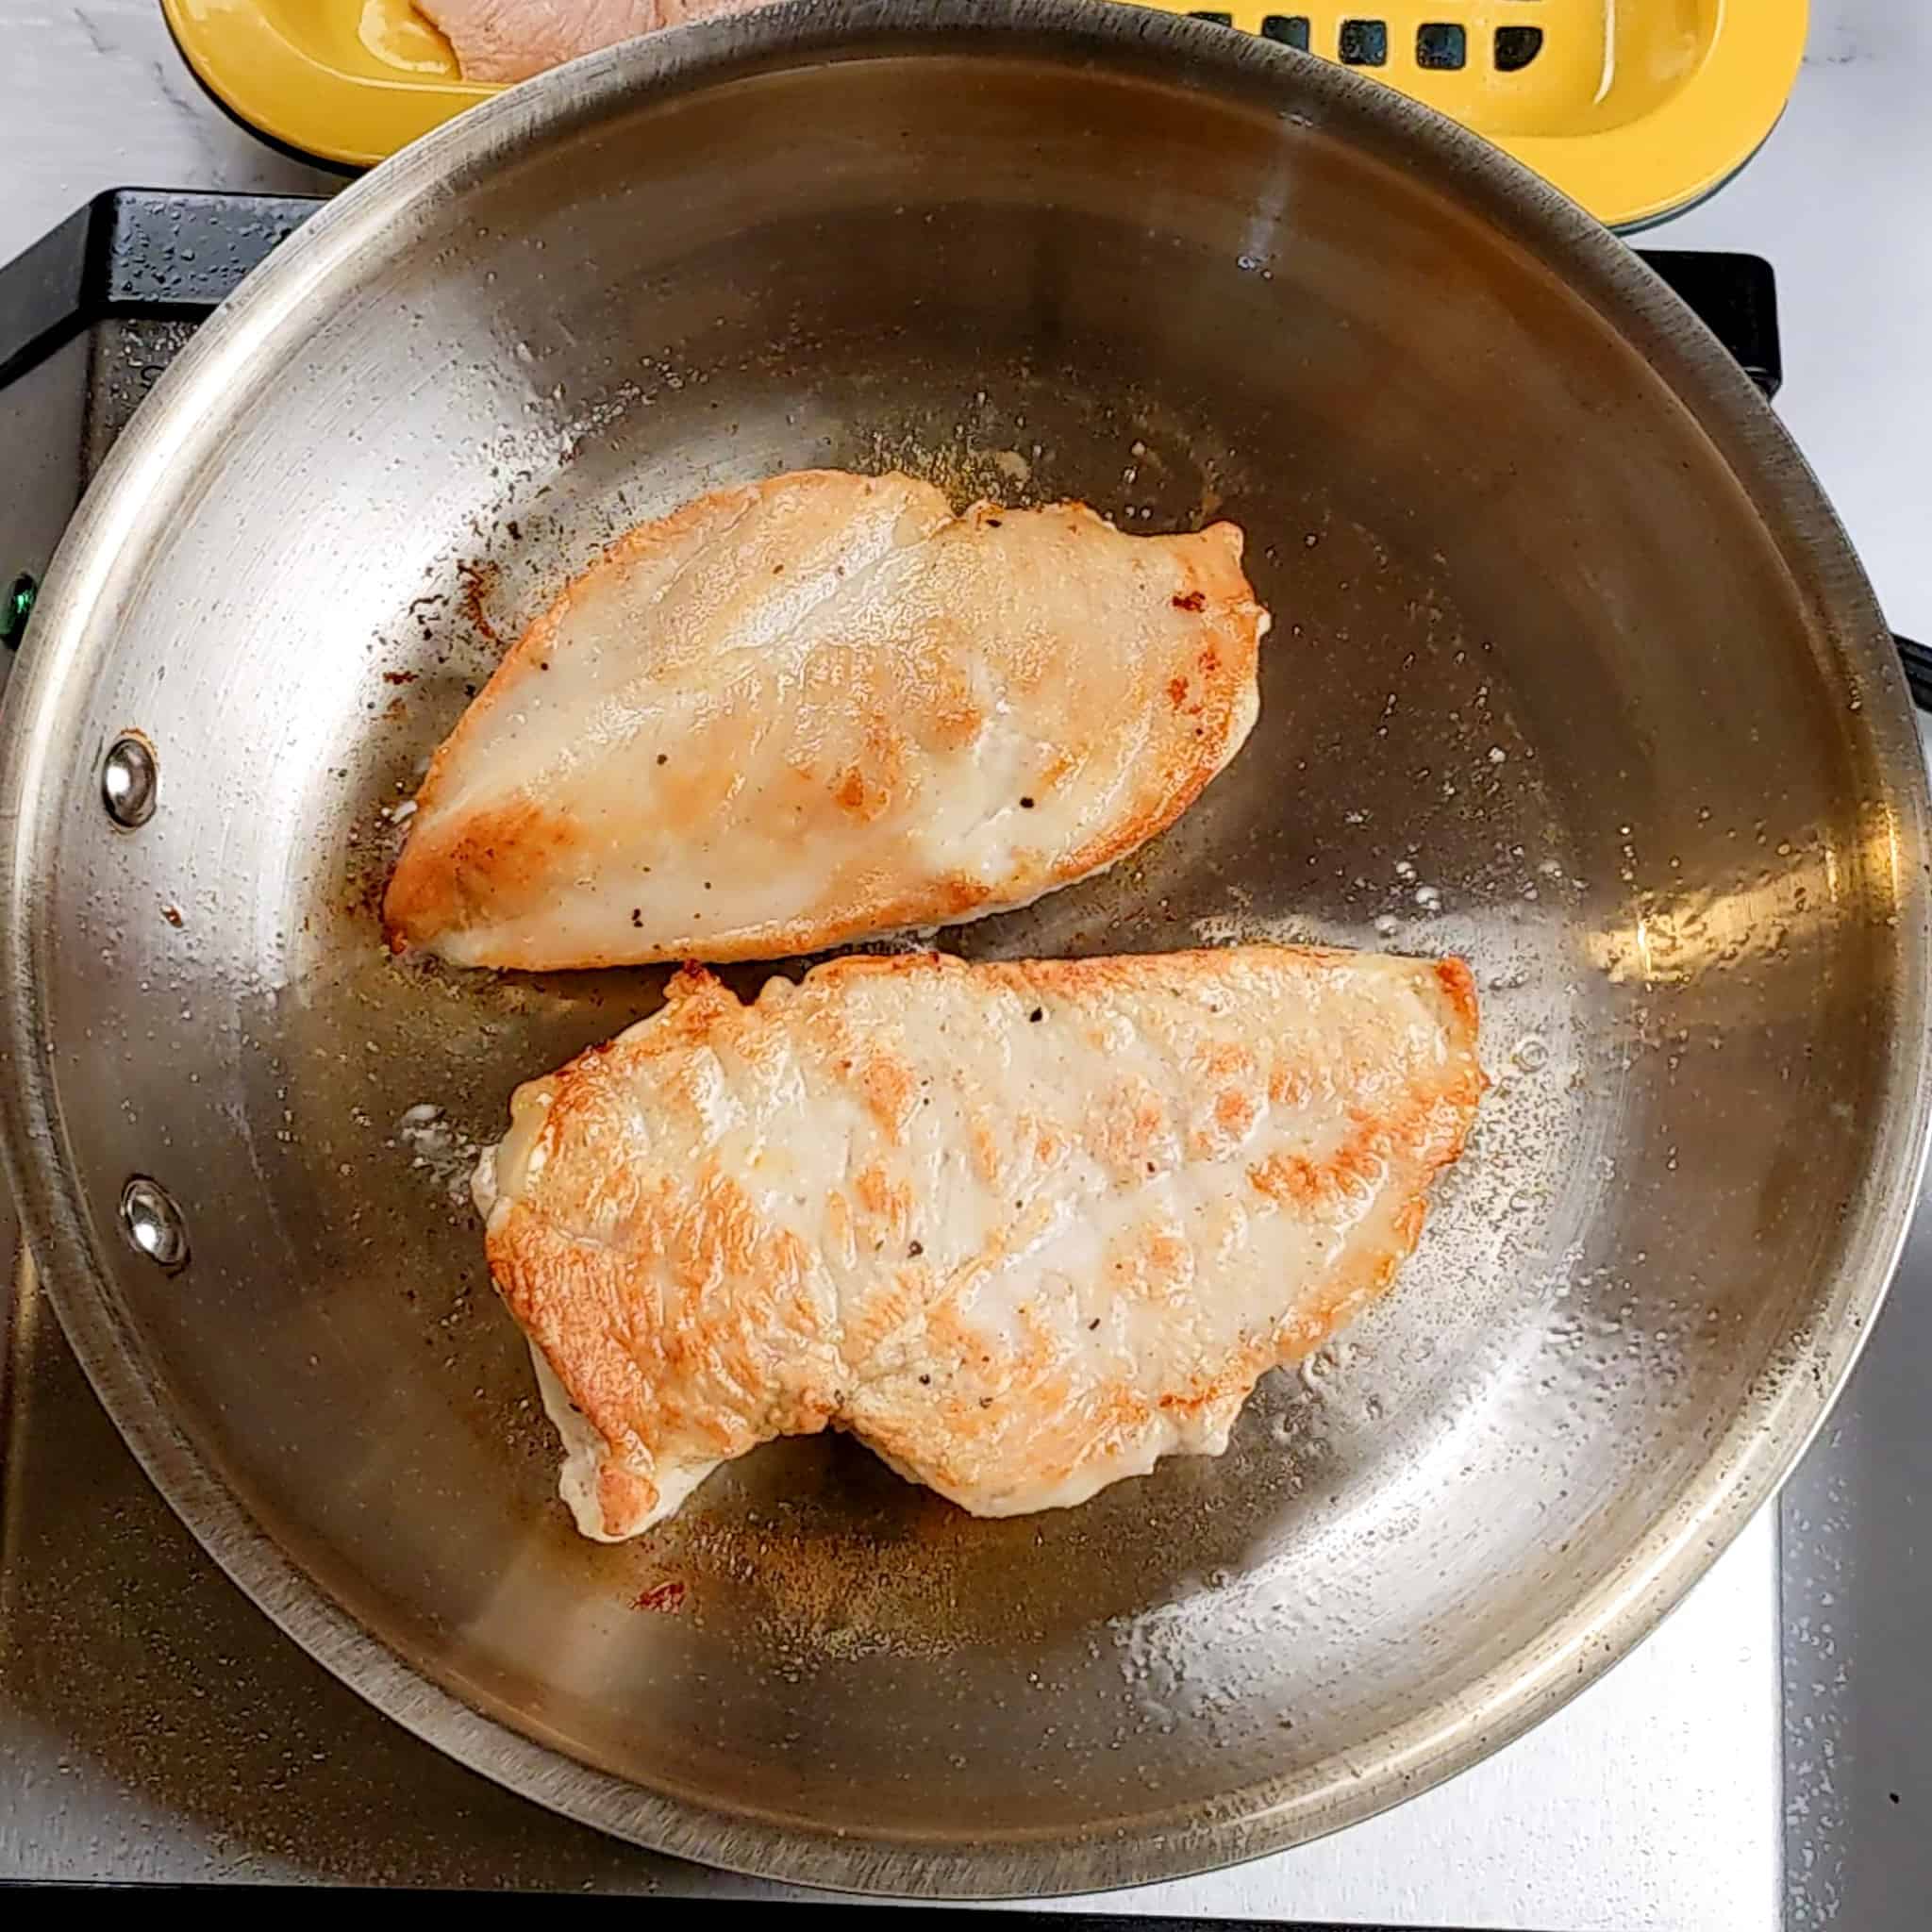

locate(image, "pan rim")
(3, 0), (1928, 1898)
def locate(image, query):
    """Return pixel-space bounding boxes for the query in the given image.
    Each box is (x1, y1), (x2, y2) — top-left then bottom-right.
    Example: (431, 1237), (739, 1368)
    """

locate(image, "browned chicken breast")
(385, 469), (1268, 971)
(474, 945), (1482, 1539)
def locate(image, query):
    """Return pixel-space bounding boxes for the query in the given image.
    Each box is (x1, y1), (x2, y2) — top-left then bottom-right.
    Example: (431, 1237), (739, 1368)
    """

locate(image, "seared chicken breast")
(474, 945), (1482, 1540)
(384, 470), (1268, 970)
(417, 0), (772, 84)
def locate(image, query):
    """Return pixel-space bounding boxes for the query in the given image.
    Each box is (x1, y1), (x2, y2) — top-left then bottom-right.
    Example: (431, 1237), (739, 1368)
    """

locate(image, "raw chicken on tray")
(417, 0), (777, 83)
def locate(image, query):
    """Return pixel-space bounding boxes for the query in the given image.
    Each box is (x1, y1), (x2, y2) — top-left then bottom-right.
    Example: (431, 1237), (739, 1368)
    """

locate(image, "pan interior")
(8, 23), (1923, 1890)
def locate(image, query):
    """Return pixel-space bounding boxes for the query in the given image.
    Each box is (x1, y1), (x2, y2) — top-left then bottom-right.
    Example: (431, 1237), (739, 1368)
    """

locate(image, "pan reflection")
(1584, 806), (1902, 990)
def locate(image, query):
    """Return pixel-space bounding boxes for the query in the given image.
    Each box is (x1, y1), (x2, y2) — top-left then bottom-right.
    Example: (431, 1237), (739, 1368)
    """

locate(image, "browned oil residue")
(347, 851), (388, 928)
(633, 1578), (688, 1614)
(159, 904), (184, 928)
(382, 669), (419, 686)
(457, 558), (503, 647)
(651, 1474), (1068, 1662)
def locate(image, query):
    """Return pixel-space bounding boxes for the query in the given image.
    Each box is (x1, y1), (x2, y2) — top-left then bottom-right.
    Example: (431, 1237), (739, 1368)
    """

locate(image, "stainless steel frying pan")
(2, 1), (1927, 1899)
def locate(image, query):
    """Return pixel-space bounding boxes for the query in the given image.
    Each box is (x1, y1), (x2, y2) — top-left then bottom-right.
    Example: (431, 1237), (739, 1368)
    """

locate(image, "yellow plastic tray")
(162, 0), (1807, 228)
(162, 0), (493, 168)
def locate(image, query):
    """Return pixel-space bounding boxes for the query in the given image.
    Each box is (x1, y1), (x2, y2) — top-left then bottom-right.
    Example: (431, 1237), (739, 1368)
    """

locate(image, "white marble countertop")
(0, 4), (1926, 1926)
(1, 1), (336, 245)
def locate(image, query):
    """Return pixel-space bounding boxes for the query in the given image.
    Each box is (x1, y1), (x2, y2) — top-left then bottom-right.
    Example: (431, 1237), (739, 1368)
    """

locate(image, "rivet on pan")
(102, 734), (158, 828)
(120, 1175), (189, 1272)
